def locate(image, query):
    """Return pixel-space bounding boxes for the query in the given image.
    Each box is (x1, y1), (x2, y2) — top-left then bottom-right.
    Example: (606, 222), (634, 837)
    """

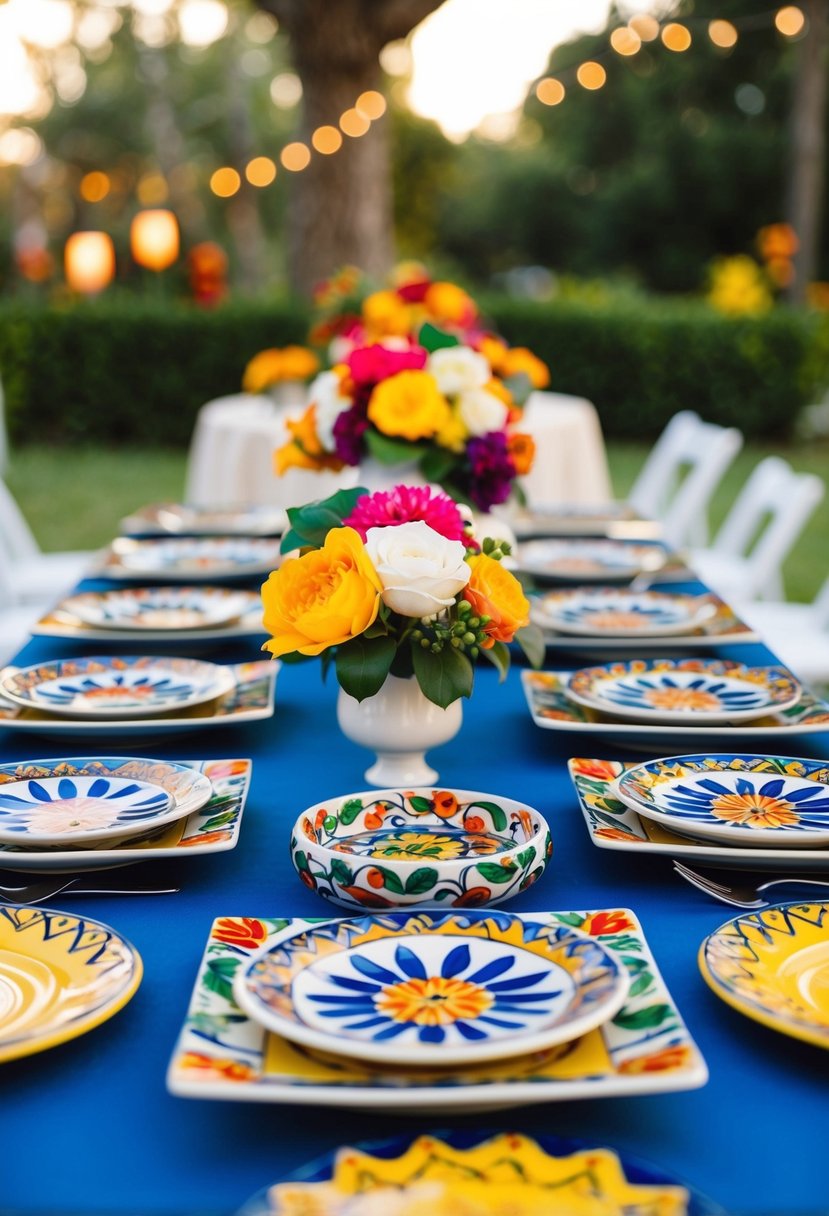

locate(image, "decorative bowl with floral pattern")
(290, 787), (552, 911)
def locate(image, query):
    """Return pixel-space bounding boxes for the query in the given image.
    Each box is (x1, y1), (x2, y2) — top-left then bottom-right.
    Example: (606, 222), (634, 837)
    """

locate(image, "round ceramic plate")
(111, 536), (282, 579)
(566, 660), (801, 725)
(61, 586), (253, 632)
(233, 911), (629, 1068)
(0, 903), (142, 1064)
(533, 588), (717, 638)
(147, 503), (286, 536)
(516, 539), (666, 582)
(0, 755), (212, 847)
(699, 901), (829, 1050)
(241, 1130), (723, 1216)
(616, 754), (829, 848)
(0, 655), (236, 719)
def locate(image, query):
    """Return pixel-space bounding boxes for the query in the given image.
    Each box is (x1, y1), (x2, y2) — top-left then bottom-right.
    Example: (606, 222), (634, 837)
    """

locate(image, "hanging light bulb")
(130, 209), (179, 271)
(64, 231), (115, 294)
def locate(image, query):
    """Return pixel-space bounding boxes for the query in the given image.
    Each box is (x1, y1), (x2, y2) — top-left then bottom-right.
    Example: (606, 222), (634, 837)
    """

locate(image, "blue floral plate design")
(567, 659), (801, 725)
(61, 586), (252, 632)
(0, 655), (236, 719)
(533, 588), (718, 638)
(516, 539), (668, 583)
(0, 774), (174, 846)
(104, 535), (282, 581)
(616, 753), (829, 848)
(233, 912), (629, 1067)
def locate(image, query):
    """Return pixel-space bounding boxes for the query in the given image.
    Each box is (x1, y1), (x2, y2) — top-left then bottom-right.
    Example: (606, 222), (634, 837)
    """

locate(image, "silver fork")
(0, 878), (179, 906)
(672, 861), (829, 908)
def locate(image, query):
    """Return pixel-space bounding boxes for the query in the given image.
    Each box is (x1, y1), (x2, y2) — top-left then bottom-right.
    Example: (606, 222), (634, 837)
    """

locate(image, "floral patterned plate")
(245, 1131), (723, 1216)
(102, 536), (282, 581)
(0, 755), (210, 846)
(532, 589), (718, 638)
(699, 901), (829, 1050)
(566, 660), (801, 725)
(0, 758), (250, 872)
(0, 904), (142, 1064)
(0, 656), (236, 720)
(291, 787), (552, 911)
(60, 587), (253, 632)
(121, 502), (286, 537)
(34, 593), (265, 644)
(168, 908), (707, 1112)
(615, 754), (829, 848)
(568, 758), (829, 871)
(515, 539), (668, 583)
(233, 912), (629, 1067)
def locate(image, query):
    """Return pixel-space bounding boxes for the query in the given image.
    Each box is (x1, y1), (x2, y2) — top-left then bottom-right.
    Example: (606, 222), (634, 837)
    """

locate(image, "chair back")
(711, 456), (824, 599)
(0, 478), (40, 563)
(628, 411), (743, 547)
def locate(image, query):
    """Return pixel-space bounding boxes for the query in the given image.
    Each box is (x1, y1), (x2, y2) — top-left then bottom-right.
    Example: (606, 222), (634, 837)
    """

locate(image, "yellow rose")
(463, 553), (530, 647)
(367, 370), (450, 441)
(435, 406), (468, 453)
(261, 527), (382, 657)
(362, 290), (412, 338)
(424, 281), (476, 326)
(501, 347), (550, 389)
(242, 348), (282, 393)
(278, 345), (320, 381)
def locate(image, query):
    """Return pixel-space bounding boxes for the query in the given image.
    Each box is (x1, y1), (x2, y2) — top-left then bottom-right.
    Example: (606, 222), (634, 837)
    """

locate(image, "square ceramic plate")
(567, 757), (829, 871)
(0, 661), (276, 738)
(0, 757), (251, 871)
(167, 908), (707, 1113)
(32, 597), (266, 644)
(522, 669), (829, 751)
(97, 536), (282, 582)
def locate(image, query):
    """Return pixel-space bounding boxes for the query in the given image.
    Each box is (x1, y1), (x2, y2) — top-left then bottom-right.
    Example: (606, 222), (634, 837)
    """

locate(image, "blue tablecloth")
(1, 576), (826, 1216)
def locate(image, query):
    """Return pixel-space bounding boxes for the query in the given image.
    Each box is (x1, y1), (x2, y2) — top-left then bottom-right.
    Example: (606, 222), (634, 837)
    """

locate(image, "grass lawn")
(7, 440), (828, 602)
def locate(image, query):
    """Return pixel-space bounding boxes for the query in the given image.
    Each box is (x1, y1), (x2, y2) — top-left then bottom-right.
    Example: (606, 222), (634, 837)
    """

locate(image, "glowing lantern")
(64, 231), (115, 294)
(130, 209), (180, 272)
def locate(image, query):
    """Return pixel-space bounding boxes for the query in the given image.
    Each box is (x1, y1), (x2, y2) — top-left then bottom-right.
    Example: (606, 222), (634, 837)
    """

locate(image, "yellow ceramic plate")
(699, 901), (829, 1050)
(0, 904), (142, 1064)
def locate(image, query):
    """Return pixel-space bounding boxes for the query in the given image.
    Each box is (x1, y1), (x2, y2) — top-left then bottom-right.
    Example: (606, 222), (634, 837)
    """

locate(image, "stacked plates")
(515, 538), (671, 583)
(37, 586), (264, 644)
(121, 502), (286, 537)
(99, 536), (282, 581)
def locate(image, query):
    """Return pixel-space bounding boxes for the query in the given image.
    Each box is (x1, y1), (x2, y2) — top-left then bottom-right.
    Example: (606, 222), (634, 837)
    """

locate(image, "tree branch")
(370, 0), (447, 44)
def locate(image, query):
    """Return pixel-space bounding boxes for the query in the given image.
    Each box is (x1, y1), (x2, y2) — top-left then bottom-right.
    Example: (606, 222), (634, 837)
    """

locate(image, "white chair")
(0, 478), (96, 606)
(736, 577), (829, 687)
(689, 456), (824, 603)
(628, 411), (743, 548)
(0, 559), (38, 665)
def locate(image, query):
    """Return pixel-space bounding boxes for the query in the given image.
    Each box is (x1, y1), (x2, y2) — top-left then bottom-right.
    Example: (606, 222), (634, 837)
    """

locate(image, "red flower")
(299, 870), (317, 891)
(213, 917), (267, 947)
(571, 758), (619, 782)
(581, 910), (635, 936)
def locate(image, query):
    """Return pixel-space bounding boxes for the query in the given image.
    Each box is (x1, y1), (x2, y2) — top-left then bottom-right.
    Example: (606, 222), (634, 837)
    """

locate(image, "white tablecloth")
(184, 390), (612, 509)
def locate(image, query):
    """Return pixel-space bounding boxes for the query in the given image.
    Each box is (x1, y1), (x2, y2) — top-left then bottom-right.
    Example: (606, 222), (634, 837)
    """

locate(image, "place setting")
(95, 535), (284, 582)
(120, 502), (287, 538)
(512, 537), (682, 584)
(499, 499), (664, 541)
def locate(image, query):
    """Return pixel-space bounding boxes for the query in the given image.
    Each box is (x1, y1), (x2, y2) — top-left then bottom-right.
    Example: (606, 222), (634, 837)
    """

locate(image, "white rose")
(428, 346), (490, 396)
(458, 388), (509, 436)
(309, 370), (350, 450)
(365, 520), (471, 617)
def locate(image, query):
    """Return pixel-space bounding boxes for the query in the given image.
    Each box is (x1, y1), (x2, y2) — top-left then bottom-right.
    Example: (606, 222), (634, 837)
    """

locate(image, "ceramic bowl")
(290, 786), (552, 911)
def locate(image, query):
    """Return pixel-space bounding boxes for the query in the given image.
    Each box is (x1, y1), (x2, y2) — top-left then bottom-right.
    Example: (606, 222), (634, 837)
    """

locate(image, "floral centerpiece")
(242, 345), (320, 394)
(261, 483), (543, 784)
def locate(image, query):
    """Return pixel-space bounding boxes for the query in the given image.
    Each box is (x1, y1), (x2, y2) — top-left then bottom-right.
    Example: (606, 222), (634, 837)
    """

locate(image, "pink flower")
(346, 343), (427, 386)
(344, 485), (468, 542)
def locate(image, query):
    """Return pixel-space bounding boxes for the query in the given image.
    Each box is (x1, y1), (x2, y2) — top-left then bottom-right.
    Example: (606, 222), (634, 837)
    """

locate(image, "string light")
(775, 5), (805, 36)
(245, 155), (276, 187)
(356, 90), (386, 120)
(709, 19), (738, 48)
(662, 22), (692, 51)
(280, 142), (311, 171)
(339, 107), (370, 137)
(311, 125), (343, 154)
(80, 171), (110, 202)
(576, 61), (606, 90)
(629, 14), (660, 41)
(210, 166), (240, 197)
(536, 78), (565, 106)
(610, 27), (641, 56)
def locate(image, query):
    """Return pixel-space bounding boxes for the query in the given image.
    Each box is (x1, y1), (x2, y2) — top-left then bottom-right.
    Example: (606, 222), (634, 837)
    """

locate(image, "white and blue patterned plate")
(567, 660), (802, 725)
(105, 536), (282, 581)
(61, 587), (253, 632)
(0, 774), (175, 846)
(533, 588), (718, 638)
(515, 539), (667, 583)
(233, 912), (629, 1067)
(616, 753), (829, 847)
(121, 502), (286, 537)
(0, 656), (236, 719)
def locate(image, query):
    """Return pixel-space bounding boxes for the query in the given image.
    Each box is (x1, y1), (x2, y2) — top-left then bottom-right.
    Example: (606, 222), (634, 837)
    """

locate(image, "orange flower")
(501, 346), (550, 389)
(453, 887), (491, 907)
(213, 917), (267, 947)
(619, 1045), (692, 1074)
(243, 348), (282, 393)
(571, 758), (618, 781)
(595, 826), (643, 843)
(478, 335), (509, 374)
(464, 553), (530, 647)
(508, 431), (535, 476)
(340, 884), (394, 907)
(274, 404), (347, 475)
(483, 376), (513, 408)
(424, 280), (477, 327)
(279, 345), (320, 381)
(362, 289), (412, 338)
(432, 791), (459, 819)
(181, 829), (232, 847)
(581, 910), (635, 936)
(179, 1052), (256, 1082)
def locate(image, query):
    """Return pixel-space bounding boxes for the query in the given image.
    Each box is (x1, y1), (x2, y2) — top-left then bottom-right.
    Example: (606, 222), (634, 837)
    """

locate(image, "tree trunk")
(786, 0), (829, 303)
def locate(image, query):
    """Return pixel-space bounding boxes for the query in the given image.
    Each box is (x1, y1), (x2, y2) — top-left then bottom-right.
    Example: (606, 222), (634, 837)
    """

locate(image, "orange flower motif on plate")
(377, 976), (492, 1026)
(709, 791), (799, 829)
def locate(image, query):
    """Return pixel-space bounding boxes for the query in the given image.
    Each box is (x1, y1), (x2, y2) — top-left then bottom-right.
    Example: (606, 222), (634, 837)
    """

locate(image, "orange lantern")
(188, 241), (228, 307)
(130, 209), (180, 271)
(64, 231), (116, 294)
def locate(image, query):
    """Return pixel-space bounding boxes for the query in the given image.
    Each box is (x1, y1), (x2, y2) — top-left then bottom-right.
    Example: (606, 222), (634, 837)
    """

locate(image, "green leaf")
(418, 322), (460, 352)
(502, 371), (533, 407)
(364, 429), (426, 465)
(280, 487), (367, 552)
(200, 810), (237, 831)
(477, 861), (517, 884)
(516, 847), (536, 868)
(515, 623), (546, 669)
(627, 973), (654, 998)
(338, 797), (364, 826)
(480, 639), (510, 682)
(468, 800), (508, 831)
(377, 868), (405, 894)
(336, 635), (397, 701)
(412, 644), (473, 708)
(330, 858), (354, 886)
(405, 867), (439, 894)
(613, 1003), (673, 1030)
(294, 849), (310, 872)
(433, 888), (452, 900)
(320, 648), (334, 683)
(408, 795), (433, 813)
(203, 957), (239, 1002)
(553, 912), (585, 927)
(419, 446), (458, 484)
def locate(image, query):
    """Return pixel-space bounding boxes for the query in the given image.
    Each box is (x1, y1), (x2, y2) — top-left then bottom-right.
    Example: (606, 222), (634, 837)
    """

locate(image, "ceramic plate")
(699, 902), (829, 1050)
(168, 908), (707, 1112)
(532, 588), (718, 638)
(34, 596), (265, 644)
(515, 539), (668, 582)
(0, 655), (236, 720)
(234, 912), (629, 1067)
(61, 587), (253, 632)
(0, 904), (142, 1064)
(121, 502), (286, 537)
(0, 755), (211, 846)
(566, 660), (801, 725)
(532, 596), (759, 655)
(0, 758), (250, 872)
(244, 1131), (722, 1216)
(615, 754), (829, 848)
(522, 668), (827, 753)
(569, 757), (829, 871)
(102, 536), (282, 581)
(0, 661), (276, 739)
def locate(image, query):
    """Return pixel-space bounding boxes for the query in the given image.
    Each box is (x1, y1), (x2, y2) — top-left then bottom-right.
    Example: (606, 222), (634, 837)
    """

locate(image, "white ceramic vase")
(336, 674), (462, 787)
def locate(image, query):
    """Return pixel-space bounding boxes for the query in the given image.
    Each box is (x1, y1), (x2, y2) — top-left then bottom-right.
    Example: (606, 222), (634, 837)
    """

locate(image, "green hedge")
(0, 295), (825, 445)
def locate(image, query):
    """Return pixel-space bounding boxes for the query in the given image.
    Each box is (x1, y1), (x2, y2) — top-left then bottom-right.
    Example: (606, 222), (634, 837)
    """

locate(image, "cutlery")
(0, 878), (180, 905)
(672, 860), (829, 908)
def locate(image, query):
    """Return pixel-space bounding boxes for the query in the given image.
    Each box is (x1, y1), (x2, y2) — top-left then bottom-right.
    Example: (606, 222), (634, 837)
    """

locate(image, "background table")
(184, 391), (612, 510)
(0, 570), (826, 1216)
